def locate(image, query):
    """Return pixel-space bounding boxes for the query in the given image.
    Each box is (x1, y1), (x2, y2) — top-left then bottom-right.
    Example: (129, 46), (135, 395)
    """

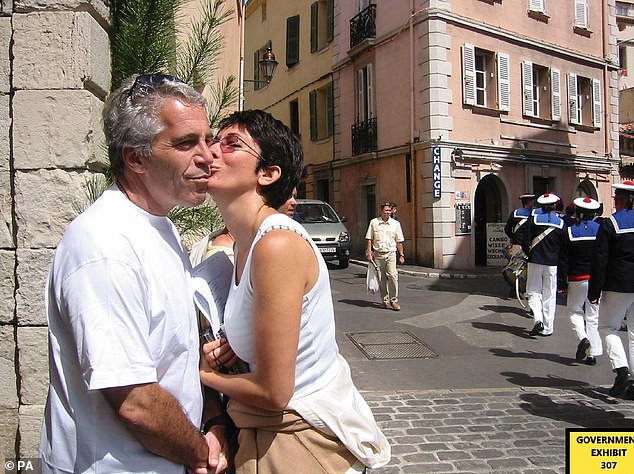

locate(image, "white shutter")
(357, 68), (365, 121)
(529, 0), (545, 13)
(592, 78), (602, 128)
(568, 73), (579, 125)
(575, 0), (588, 28)
(367, 63), (375, 118)
(522, 61), (534, 117)
(550, 68), (561, 121)
(463, 44), (476, 106)
(497, 52), (510, 111)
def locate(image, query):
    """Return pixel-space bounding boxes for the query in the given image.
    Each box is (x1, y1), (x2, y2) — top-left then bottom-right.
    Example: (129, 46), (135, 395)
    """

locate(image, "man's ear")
(257, 165), (282, 187)
(122, 147), (147, 174)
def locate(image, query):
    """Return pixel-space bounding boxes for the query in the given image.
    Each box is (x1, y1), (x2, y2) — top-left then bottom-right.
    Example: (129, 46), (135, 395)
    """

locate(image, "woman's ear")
(257, 165), (282, 186)
(122, 147), (147, 175)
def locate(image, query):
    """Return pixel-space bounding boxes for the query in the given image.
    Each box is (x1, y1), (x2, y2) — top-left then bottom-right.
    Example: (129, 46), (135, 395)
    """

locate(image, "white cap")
(537, 193), (559, 205)
(612, 180), (634, 193)
(519, 193), (535, 200)
(573, 197), (600, 210)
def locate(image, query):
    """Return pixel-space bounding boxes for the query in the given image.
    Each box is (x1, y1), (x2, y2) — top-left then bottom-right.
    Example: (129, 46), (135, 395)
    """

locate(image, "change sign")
(432, 146), (441, 198)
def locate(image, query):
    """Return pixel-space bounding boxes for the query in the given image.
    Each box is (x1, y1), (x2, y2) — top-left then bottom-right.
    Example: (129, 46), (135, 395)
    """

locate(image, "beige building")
(617, 0), (634, 175)
(245, 0), (621, 269)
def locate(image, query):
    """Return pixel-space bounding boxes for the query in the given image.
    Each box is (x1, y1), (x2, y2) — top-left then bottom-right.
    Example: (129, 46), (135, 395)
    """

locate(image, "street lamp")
(239, 46), (278, 110)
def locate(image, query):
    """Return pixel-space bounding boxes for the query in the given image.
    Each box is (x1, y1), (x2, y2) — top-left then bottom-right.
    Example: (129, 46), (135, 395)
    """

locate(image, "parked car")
(292, 199), (351, 268)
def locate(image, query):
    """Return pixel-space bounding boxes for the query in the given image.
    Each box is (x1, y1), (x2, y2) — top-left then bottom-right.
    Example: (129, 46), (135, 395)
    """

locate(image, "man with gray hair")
(40, 74), (228, 473)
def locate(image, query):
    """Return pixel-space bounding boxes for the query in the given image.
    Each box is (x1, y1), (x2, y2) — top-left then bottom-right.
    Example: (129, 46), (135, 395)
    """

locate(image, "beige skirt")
(227, 399), (360, 474)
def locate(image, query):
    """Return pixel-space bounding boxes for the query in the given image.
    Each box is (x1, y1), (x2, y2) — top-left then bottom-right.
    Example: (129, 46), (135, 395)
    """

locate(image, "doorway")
(474, 175), (504, 266)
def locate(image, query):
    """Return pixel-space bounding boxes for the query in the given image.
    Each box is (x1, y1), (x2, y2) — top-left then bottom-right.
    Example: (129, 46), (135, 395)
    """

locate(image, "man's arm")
(396, 242), (405, 263)
(102, 382), (209, 471)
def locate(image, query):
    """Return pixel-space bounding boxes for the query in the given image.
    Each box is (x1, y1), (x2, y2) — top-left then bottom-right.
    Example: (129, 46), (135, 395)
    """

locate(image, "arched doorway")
(474, 174), (505, 266)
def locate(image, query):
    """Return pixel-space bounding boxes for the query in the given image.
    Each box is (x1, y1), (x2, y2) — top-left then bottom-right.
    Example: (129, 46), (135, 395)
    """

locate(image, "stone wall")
(0, 0), (109, 463)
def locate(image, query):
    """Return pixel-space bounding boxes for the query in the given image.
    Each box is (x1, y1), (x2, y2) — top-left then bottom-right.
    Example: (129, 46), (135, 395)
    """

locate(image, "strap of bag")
(529, 226), (554, 252)
(512, 218), (527, 235)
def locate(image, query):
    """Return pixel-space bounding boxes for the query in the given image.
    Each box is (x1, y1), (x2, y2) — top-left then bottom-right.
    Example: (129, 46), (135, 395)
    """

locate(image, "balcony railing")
(350, 4), (376, 48)
(352, 117), (377, 155)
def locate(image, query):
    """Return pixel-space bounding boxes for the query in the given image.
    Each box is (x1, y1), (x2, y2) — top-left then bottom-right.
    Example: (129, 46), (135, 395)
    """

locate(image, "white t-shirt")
(40, 187), (202, 474)
(223, 214), (339, 399)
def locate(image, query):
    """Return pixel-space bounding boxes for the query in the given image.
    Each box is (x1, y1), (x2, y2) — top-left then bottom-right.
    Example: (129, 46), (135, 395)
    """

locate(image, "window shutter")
(550, 68), (561, 121)
(286, 16), (300, 68)
(522, 61), (534, 117)
(462, 44), (476, 106)
(327, 0), (334, 42)
(309, 89), (317, 140)
(497, 53), (510, 111)
(568, 73), (579, 125)
(327, 82), (334, 136)
(592, 78), (602, 128)
(311, 2), (318, 53)
(367, 63), (375, 118)
(529, 0), (545, 12)
(357, 68), (365, 121)
(575, 0), (588, 28)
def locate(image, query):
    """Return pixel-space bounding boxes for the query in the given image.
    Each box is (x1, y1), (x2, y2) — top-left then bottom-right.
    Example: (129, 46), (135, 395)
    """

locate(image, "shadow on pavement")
(478, 304), (532, 318)
(519, 393), (630, 427)
(491, 348), (576, 366)
(472, 321), (535, 339)
(338, 298), (382, 309)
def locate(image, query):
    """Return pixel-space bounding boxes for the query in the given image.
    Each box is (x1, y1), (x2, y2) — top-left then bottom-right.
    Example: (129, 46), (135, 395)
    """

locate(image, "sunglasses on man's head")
(126, 74), (185, 101)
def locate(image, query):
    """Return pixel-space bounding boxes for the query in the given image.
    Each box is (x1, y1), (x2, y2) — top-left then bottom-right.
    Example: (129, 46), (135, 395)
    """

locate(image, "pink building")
(246, 0), (621, 270)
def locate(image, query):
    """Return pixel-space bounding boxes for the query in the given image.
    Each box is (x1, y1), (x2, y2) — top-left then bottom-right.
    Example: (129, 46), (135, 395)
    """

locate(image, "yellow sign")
(567, 430), (634, 473)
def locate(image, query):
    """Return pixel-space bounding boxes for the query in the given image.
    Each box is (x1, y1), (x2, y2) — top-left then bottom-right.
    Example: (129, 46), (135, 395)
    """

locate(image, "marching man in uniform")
(523, 193), (566, 337)
(505, 193), (535, 245)
(558, 197), (603, 365)
(589, 181), (634, 398)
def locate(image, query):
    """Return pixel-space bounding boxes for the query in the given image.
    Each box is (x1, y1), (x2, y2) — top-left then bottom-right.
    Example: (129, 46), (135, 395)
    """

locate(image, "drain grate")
(346, 331), (438, 360)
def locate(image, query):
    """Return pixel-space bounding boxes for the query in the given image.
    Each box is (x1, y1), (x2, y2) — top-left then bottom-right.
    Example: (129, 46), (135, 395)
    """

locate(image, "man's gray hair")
(103, 74), (207, 177)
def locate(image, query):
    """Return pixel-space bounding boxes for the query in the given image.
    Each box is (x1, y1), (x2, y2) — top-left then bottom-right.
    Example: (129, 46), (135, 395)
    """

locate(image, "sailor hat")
(573, 197), (600, 210)
(519, 193), (535, 200)
(537, 192), (559, 205)
(612, 180), (634, 193)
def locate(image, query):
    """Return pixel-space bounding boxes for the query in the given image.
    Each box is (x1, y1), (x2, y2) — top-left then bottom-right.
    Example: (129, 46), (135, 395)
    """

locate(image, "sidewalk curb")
(350, 259), (501, 279)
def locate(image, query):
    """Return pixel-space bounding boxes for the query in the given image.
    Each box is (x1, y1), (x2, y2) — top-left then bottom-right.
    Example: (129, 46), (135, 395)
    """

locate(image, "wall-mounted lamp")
(243, 47), (279, 85)
(451, 147), (463, 160)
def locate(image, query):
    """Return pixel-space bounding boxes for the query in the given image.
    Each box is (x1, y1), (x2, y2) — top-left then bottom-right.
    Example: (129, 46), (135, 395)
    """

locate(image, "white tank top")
(223, 213), (339, 399)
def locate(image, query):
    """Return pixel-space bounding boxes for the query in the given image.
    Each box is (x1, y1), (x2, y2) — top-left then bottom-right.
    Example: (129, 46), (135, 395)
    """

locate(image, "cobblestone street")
(366, 387), (634, 473)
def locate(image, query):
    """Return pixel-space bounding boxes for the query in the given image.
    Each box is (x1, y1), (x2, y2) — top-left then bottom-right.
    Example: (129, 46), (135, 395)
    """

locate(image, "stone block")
(15, 0), (109, 24)
(0, 170), (13, 248)
(13, 10), (110, 94)
(16, 248), (55, 326)
(0, 18), (10, 92)
(17, 327), (49, 405)
(0, 326), (18, 408)
(18, 404), (45, 459)
(0, 408), (18, 468)
(15, 169), (90, 248)
(0, 250), (15, 323)
(14, 90), (106, 170)
(0, 94), (10, 172)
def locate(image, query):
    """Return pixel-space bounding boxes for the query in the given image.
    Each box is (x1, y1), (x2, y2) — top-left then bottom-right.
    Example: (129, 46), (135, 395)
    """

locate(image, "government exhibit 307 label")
(566, 429), (634, 473)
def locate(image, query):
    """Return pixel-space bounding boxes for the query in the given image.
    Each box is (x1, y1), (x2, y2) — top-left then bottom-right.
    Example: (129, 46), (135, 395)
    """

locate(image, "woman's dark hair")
(218, 110), (303, 209)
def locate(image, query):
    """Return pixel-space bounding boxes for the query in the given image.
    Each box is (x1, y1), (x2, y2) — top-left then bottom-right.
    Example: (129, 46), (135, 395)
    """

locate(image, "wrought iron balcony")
(350, 4), (376, 48)
(352, 117), (377, 155)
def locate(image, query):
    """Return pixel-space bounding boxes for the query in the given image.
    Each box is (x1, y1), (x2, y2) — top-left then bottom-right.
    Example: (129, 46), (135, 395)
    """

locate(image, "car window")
(294, 203), (339, 223)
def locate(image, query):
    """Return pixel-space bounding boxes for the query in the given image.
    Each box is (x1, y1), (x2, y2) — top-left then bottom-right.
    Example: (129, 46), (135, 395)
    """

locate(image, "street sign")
(432, 146), (441, 198)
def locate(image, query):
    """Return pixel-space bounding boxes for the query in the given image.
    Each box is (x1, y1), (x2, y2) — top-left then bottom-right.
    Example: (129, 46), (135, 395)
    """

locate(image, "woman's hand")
(202, 339), (239, 372)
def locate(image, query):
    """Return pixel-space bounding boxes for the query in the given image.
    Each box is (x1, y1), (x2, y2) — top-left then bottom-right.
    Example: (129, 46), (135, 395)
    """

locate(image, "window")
(568, 73), (601, 128)
(521, 61), (560, 121)
(309, 82), (334, 140)
(286, 15), (300, 68)
(253, 41), (272, 91)
(528, 0), (545, 13)
(311, 0), (334, 53)
(357, 63), (375, 121)
(359, 0), (373, 11)
(462, 44), (509, 111)
(574, 0), (588, 28)
(289, 99), (299, 137)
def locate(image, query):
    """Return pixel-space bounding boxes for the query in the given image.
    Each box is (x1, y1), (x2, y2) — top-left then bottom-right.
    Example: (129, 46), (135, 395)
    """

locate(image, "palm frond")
(72, 173), (114, 216)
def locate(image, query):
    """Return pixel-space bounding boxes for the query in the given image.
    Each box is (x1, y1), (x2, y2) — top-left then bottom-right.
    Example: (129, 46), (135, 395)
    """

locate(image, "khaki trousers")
(227, 399), (359, 474)
(374, 251), (398, 303)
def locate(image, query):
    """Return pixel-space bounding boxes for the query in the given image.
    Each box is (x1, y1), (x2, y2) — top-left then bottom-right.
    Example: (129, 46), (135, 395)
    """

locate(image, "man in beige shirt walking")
(366, 203), (405, 310)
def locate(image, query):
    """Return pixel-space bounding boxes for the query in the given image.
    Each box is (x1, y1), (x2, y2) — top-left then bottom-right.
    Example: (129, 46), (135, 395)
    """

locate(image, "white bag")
(366, 263), (380, 294)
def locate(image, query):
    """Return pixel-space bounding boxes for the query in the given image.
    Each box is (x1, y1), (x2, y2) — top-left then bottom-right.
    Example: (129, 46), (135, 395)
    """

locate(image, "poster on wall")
(455, 203), (471, 235)
(487, 223), (509, 266)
